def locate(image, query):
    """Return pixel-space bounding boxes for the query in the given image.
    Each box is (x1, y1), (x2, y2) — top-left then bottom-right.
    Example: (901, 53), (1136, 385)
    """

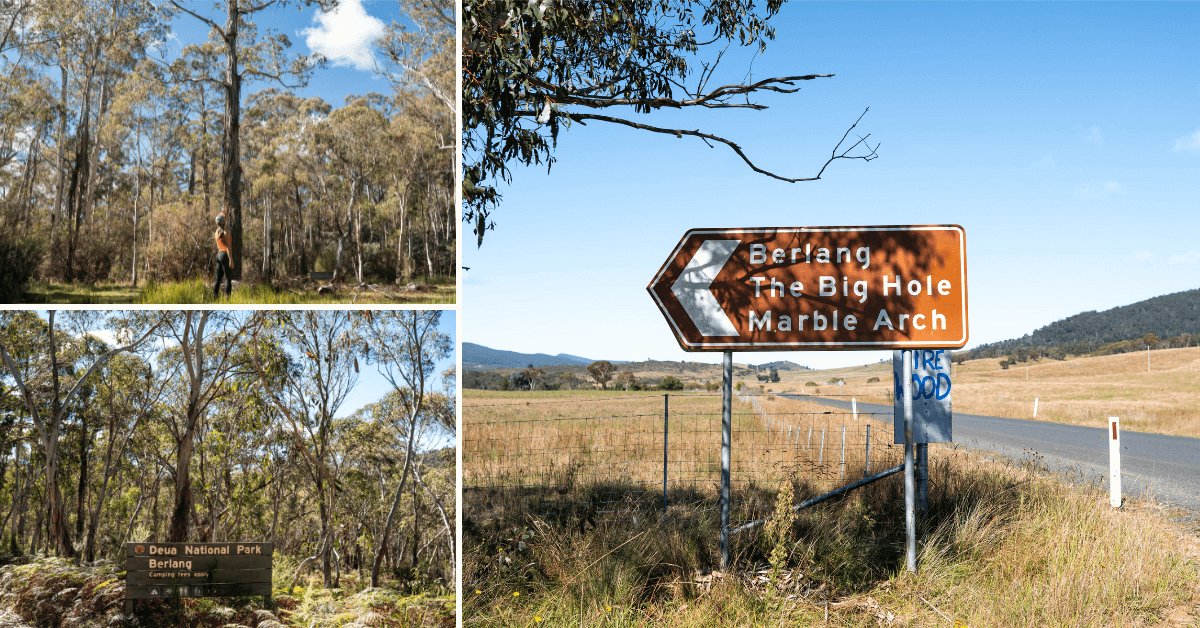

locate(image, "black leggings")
(213, 251), (231, 297)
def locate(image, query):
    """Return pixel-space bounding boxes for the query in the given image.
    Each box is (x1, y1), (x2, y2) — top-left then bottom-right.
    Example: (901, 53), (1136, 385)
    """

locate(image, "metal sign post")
(902, 351), (916, 572)
(647, 225), (969, 576)
(720, 351), (732, 570)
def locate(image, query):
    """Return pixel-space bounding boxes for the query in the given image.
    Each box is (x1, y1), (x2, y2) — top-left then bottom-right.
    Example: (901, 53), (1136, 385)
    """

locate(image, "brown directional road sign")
(647, 226), (968, 351)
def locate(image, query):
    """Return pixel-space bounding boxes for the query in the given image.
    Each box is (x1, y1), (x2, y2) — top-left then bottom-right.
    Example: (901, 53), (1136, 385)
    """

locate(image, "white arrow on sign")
(671, 239), (740, 336)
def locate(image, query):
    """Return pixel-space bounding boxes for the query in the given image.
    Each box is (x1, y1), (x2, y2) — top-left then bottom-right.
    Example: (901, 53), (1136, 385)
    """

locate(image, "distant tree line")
(464, 360), (724, 392)
(964, 288), (1200, 361)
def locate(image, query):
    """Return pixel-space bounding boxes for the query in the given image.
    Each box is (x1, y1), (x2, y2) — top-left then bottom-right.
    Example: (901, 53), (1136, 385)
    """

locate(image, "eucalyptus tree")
(242, 89), (331, 279)
(360, 310), (451, 586)
(167, 0), (337, 280)
(78, 349), (168, 561)
(462, 0), (879, 246)
(126, 310), (253, 543)
(110, 59), (190, 287)
(28, 0), (166, 279)
(249, 310), (359, 588)
(378, 0), (454, 128)
(313, 96), (395, 284)
(0, 310), (163, 557)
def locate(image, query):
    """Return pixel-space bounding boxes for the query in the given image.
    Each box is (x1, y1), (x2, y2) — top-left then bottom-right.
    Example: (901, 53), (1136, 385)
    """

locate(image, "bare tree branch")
(167, 0), (223, 35)
(560, 107), (878, 184)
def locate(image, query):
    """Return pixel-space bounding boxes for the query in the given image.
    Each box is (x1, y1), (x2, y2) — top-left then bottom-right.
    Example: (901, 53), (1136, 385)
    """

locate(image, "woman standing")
(213, 212), (234, 297)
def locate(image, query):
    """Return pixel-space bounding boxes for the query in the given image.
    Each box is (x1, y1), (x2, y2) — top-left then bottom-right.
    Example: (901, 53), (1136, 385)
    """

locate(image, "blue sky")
(161, 0), (406, 107)
(463, 2), (1200, 370)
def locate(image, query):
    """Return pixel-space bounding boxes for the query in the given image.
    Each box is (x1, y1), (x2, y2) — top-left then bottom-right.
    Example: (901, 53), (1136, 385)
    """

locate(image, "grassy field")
(19, 276), (455, 304)
(463, 390), (903, 525)
(484, 347), (1200, 437)
(464, 390), (1200, 627)
(760, 346), (1200, 438)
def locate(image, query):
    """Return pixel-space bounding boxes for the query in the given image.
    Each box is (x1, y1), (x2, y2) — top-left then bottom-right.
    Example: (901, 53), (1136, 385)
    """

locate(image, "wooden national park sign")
(125, 543), (273, 611)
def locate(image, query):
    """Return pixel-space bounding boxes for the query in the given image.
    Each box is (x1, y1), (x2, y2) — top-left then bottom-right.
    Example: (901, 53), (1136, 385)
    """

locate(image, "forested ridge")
(0, 310), (454, 605)
(0, 0), (454, 301)
(965, 287), (1200, 360)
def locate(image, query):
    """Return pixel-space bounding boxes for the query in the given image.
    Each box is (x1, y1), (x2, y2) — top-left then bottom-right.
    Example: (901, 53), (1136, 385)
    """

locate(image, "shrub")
(866, 376), (880, 383)
(805, 381), (818, 387)
(1000, 360), (1010, 370)
(141, 200), (212, 282)
(0, 233), (42, 301)
(658, 375), (684, 391)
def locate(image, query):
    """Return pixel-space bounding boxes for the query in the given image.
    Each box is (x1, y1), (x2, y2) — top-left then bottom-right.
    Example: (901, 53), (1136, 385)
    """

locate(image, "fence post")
(663, 394), (669, 517)
(819, 427), (826, 466)
(865, 424), (871, 478)
(852, 398), (857, 421)
(916, 443), (928, 516)
(720, 351), (732, 570)
(840, 425), (846, 481)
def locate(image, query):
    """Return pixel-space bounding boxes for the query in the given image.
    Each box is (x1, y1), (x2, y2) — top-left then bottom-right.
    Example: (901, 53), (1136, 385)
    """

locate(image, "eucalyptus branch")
(167, 0), (223, 34)
(565, 106), (878, 184)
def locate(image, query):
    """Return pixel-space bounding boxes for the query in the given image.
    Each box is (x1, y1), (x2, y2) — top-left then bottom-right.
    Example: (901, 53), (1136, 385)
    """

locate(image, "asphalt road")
(784, 395), (1200, 516)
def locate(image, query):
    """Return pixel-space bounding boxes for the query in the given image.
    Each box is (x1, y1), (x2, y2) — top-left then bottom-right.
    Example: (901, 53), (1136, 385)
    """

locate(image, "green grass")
(19, 276), (456, 305)
(22, 280), (142, 304)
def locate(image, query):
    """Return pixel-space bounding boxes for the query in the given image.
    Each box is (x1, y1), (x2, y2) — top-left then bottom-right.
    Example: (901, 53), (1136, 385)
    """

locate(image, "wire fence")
(463, 390), (906, 528)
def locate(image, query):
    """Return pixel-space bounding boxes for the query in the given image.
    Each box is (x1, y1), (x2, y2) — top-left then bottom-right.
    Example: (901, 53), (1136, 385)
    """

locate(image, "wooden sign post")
(125, 542), (273, 612)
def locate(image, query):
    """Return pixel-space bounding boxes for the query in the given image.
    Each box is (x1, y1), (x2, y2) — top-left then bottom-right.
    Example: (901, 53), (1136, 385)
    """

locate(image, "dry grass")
(765, 347), (1200, 437)
(464, 389), (1200, 627)
(463, 390), (903, 525)
(464, 441), (1200, 627)
(0, 555), (453, 628)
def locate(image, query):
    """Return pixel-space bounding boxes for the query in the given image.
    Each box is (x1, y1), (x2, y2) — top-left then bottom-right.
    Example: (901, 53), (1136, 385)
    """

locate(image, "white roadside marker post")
(1033, 397), (1038, 418)
(852, 397), (857, 421)
(1109, 417), (1121, 509)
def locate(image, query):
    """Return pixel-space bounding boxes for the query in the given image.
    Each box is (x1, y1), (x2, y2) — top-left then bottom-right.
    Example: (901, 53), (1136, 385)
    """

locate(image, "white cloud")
(1083, 125), (1103, 145)
(1075, 180), (1122, 199)
(1168, 250), (1200, 264)
(302, 0), (385, 71)
(1032, 153), (1055, 168)
(1173, 128), (1200, 153)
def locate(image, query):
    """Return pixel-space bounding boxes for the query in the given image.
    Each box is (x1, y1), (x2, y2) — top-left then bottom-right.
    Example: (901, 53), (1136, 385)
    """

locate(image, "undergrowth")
(0, 555), (454, 628)
(20, 276), (455, 304)
(464, 446), (1200, 627)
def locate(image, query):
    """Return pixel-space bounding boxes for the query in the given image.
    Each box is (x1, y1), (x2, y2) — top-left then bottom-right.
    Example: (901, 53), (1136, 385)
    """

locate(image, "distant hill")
(967, 287), (1200, 359)
(754, 360), (811, 371)
(463, 342), (596, 370)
